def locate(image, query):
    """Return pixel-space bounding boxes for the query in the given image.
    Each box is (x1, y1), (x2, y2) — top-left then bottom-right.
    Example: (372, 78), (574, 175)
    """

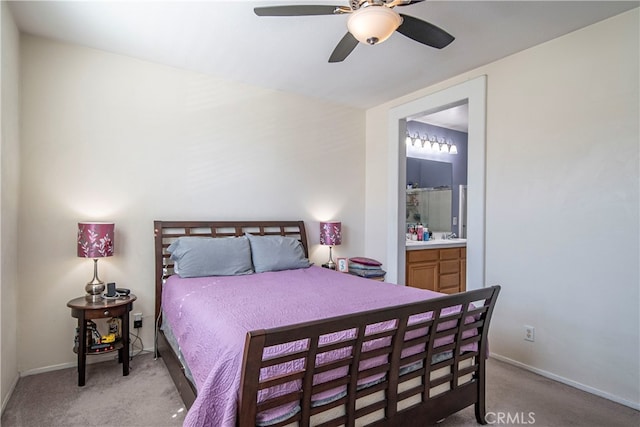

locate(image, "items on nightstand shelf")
(347, 257), (386, 281)
(73, 319), (122, 353)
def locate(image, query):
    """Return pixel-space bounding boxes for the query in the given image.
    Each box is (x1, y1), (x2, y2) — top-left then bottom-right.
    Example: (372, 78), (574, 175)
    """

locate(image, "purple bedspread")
(162, 266), (454, 427)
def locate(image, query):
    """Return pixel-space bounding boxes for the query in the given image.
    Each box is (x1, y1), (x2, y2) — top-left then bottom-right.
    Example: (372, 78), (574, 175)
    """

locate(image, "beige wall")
(18, 36), (365, 373)
(1, 1), (21, 410)
(365, 9), (639, 407)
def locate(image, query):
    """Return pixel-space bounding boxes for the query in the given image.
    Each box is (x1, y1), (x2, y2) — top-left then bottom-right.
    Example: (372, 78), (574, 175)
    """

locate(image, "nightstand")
(67, 295), (137, 386)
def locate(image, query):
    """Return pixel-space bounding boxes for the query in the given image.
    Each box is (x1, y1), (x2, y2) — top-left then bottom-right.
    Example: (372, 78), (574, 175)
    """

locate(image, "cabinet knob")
(104, 310), (110, 316)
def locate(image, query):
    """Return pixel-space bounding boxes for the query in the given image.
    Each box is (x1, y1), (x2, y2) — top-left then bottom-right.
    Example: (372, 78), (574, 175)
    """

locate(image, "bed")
(154, 220), (500, 427)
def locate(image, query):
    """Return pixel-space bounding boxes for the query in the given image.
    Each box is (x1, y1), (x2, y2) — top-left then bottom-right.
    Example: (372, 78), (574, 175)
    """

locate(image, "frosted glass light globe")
(347, 7), (402, 45)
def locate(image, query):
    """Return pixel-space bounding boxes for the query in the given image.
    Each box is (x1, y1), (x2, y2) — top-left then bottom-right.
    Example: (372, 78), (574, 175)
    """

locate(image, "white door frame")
(386, 76), (487, 290)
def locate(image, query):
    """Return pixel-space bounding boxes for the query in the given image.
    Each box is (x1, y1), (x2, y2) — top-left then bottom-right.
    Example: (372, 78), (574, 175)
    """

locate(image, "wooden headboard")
(153, 220), (308, 321)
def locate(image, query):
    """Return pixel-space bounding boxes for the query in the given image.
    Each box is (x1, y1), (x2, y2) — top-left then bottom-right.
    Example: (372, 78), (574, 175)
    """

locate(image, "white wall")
(365, 9), (639, 407)
(1, 1), (21, 410)
(18, 36), (365, 373)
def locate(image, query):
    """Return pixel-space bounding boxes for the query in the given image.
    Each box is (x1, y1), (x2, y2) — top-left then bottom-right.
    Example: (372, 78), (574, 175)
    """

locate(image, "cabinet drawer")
(407, 249), (438, 263)
(440, 260), (459, 274)
(440, 248), (460, 260)
(438, 285), (460, 295)
(439, 273), (460, 289)
(83, 305), (127, 319)
(461, 247), (466, 258)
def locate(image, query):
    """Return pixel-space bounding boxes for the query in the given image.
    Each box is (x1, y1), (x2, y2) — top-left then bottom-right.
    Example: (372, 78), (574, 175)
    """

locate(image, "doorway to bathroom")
(405, 103), (468, 239)
(386, 76), (486, 290)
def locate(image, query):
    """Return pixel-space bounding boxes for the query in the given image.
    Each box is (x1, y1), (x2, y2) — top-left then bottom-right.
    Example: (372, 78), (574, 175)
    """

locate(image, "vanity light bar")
(405, 131), (457, 154)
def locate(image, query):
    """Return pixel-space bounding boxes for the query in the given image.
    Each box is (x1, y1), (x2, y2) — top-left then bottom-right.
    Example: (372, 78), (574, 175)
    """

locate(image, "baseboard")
(21, 361), (77, 377)
(490, 353), (640, 411)
(20, 346), (156, 377)
(1, 372), (19, 414)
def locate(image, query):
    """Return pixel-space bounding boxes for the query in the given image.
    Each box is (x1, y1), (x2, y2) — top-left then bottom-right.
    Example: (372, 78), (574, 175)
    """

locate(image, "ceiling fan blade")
(329, 32), (359, 63)
(396, 14), (454, 49)
(395, 0), (426, 6)
(254, 5), (341, 16)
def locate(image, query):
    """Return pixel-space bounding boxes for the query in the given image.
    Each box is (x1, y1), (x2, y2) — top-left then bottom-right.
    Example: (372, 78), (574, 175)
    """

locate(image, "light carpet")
(2, 354), (638, 426)
(2, 352), (186, 427)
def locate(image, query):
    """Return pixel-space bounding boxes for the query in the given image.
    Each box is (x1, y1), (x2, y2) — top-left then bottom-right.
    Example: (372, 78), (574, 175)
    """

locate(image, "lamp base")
(322, 261), (336, 270)
(324, 246), (337, 270)
(85, 282), (105, 302)
(85, 258), (105, 302)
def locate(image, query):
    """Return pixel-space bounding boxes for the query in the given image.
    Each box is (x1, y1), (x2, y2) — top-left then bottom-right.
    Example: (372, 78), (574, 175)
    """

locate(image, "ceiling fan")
(254, 0), (455, 63)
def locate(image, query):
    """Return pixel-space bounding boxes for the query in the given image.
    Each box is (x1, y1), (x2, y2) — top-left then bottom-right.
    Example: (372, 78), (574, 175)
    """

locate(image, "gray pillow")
(167, 236), (254, 278)
(245, 233), (311, 273)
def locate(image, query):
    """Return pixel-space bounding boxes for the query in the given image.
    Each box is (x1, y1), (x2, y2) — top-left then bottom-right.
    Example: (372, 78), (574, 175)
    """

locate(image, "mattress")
(161, 316), (196, 387)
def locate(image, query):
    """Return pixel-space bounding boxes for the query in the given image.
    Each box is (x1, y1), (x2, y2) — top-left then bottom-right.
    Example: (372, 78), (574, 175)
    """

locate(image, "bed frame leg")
(475, 401), (487, 425)
(474, 360), (488, 424)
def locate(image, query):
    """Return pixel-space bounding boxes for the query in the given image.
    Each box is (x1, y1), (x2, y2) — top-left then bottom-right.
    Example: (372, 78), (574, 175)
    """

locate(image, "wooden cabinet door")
(406, 247), (466, 293)
(406, 261), (439, 291)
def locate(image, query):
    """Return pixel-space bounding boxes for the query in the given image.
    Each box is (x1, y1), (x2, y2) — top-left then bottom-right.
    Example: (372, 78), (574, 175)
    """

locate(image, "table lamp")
(77, 222), (114, 302)
(320, 221), (341, 270)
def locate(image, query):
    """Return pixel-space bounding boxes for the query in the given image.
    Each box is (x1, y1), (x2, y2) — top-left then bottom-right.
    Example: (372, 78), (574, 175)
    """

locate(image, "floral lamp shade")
(320, 221), (341, 270)
(77, 222), (114, 258)
(320, 221), (342, 246)
(77, 222), (114, 302)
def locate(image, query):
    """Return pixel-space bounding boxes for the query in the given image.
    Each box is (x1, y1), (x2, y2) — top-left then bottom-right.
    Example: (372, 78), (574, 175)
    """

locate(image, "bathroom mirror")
(406, 158), (453, 232)
(406, 187), (452, 232)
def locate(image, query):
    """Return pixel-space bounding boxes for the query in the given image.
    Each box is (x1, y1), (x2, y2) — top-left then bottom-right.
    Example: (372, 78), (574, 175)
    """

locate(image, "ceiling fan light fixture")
(347, 6), (402, 45)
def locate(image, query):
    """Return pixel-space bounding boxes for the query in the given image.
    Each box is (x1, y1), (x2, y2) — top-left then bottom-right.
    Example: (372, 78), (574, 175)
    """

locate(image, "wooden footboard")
(238, 286), (500, 427)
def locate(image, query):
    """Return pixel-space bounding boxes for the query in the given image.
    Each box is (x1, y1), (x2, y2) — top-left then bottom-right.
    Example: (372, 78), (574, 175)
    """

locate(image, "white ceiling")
(8, 1), (638, 110)
(415, 103), (468, 132)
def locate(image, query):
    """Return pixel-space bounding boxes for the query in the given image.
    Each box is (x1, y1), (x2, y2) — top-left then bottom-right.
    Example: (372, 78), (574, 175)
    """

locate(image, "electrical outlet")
(133, 312), (143, 329)
(524, 325), (535, 342)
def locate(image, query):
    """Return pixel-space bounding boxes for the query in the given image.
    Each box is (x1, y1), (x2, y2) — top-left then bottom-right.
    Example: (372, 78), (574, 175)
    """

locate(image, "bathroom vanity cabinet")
(406, 245), (466, 294)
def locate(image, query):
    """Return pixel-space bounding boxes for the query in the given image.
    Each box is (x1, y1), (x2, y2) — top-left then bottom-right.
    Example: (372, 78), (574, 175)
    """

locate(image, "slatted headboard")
(153, 220), (308, 322)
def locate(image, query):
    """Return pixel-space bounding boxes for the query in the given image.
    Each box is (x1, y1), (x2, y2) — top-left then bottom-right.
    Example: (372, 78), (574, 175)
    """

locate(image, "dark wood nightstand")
(67, 295), (137, 386)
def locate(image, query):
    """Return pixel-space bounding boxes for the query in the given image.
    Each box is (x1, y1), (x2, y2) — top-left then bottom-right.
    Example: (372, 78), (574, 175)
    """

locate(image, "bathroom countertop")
(405, 239), (467, 250)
